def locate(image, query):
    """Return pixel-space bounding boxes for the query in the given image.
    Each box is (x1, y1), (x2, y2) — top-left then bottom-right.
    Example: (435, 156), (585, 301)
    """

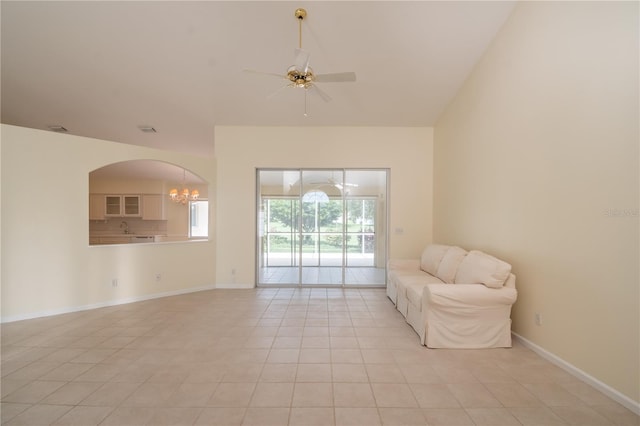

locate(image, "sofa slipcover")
(387, 244), (517, 349)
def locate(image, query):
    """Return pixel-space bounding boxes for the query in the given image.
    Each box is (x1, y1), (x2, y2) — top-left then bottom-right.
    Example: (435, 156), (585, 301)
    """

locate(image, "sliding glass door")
(257, 169), (388, 287)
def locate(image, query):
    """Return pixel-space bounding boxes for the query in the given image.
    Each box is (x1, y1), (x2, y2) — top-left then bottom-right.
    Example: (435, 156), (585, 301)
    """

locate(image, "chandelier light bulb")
(169, 169), (199, 205)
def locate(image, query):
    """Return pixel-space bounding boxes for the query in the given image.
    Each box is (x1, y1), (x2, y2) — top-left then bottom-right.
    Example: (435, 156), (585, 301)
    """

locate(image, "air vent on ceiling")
(138, 125), (157, 133)
(47, 125), (68, 132)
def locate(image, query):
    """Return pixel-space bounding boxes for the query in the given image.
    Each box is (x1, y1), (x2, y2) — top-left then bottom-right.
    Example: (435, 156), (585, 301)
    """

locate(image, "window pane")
(190, 200), (208, 237)
(267, 199), (297, 233)
(319, 199), (343, 232)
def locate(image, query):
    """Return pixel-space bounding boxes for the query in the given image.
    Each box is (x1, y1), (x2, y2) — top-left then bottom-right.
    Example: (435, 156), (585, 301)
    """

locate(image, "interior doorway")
(256, 169), (388, 287)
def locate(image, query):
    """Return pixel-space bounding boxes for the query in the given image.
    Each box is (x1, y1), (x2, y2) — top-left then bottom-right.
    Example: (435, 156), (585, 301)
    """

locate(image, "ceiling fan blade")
(267, 83), (294, 100)
(308, 84), (332, 103)
(243, 69), (285, 79)
(294, 48), (310, 73)
(315, 72), (357, 83)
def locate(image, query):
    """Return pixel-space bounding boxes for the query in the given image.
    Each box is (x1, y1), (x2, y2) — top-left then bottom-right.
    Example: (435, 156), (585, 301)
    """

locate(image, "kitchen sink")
(129, 236), (155, 243)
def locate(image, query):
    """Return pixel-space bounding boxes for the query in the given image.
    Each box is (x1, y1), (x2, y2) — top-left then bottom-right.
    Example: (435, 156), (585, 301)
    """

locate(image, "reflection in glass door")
(257, 169), (388, 287)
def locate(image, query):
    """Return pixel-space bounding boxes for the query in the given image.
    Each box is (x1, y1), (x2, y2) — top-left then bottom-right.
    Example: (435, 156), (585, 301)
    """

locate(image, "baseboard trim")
(214, 282), (254, 289)
(1, 284), (218, 323)
(512, 332), (640, 415)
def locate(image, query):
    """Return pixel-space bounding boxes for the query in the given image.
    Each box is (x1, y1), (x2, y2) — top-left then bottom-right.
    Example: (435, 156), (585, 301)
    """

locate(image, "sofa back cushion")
(435, 246), (468, 283)
(454, 250), (512, 288)
(420, 244), (450, 276)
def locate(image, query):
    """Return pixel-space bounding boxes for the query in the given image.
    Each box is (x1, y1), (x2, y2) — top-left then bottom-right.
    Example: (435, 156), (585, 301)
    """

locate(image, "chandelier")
(169, 169), (199, 205)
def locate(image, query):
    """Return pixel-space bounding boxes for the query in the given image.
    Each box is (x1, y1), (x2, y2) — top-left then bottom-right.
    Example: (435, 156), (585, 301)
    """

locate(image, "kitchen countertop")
(90, 234), (166, 239)
(90, 234), (209, 246)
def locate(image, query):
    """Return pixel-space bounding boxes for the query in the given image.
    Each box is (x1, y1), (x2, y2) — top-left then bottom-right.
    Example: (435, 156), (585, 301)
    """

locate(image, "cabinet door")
(105, 195), (122, 216)
(142, 194), (167, 220)
(123, 195), (141, 216)
(89, 194), (105, 220)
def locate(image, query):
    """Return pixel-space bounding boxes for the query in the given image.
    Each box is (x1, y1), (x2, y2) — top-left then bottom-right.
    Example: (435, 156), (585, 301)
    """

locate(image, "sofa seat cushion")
(389, 269), (424, 295)
(454, 250), (512, 289)
(420, 244), (450, 276)
(426, 283), (518, 310)
(404, 275), (444, 309)
(387, 258), (420, 272)
(435, 246), (468, 283)
(389, 268), (420, 282)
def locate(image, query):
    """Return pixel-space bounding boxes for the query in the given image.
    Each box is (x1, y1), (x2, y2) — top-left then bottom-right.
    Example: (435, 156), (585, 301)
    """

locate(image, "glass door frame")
(256, 168), (389, 288)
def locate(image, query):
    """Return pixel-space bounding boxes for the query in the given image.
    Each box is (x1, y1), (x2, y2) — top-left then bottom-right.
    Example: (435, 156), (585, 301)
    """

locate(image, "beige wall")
(1, 125), (217, 321)
(1, 124), (432, 317)
(214, 126), (433, 287)
(434, 2), (638, 405)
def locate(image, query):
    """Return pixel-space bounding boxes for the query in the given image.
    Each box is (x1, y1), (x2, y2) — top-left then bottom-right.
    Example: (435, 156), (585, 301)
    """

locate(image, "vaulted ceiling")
(1, 1), (515, 157)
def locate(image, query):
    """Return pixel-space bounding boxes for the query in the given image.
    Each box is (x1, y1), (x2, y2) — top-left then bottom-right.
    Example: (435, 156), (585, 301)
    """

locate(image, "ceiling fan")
(308, 176), (359, 190)
(244, 8), (357, 115)
(329, 178), (359, 191)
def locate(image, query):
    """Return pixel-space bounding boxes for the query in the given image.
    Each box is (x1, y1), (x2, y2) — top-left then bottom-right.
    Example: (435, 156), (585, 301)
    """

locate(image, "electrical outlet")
(535, 312), (542, 326)
(112, 278), (118, 287)
(155, 273), (161, 282)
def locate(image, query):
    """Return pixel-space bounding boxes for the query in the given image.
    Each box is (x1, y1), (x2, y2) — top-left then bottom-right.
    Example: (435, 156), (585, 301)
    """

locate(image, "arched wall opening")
(89, 160), (209, 245)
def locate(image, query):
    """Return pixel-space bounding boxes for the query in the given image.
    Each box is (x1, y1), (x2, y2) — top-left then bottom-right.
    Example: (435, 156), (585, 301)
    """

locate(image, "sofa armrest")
(504, 273), (516, 289)
(421, 283), (517, 349)
(387, 258), (420, 271)
(423, 284), (517, 309)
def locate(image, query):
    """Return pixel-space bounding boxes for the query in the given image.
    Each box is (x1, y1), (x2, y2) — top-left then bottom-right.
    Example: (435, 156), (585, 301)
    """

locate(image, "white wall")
(434, 2), (638, 406)
(1, 125), (217, 321)
(215, 126), (433, 287)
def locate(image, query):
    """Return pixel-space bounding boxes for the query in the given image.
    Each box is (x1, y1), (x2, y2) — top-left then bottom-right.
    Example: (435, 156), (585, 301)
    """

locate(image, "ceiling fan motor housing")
(287, 66), (314, 88)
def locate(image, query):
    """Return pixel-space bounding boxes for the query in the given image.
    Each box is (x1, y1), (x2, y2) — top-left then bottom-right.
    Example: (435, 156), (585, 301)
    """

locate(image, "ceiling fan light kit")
(245, 7), (356, 115)
(287, 65), (314, 89)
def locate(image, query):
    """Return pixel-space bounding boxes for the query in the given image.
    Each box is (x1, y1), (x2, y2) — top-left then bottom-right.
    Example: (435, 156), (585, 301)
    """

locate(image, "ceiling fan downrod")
(288, 8), (313, 89)
(295, 8), (307, 49)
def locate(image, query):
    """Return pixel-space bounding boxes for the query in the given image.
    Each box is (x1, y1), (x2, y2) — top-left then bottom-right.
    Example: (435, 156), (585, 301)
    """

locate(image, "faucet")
(120, 221), (130, 234)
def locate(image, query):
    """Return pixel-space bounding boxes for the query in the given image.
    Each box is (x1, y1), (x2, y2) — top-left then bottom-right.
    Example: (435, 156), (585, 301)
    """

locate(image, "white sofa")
(387, 244), (517, 349)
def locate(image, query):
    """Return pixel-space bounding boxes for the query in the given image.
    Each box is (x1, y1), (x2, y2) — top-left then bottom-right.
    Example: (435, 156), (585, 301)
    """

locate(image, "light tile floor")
(1, 288), (638, 425)
(259, 267), (386, 286)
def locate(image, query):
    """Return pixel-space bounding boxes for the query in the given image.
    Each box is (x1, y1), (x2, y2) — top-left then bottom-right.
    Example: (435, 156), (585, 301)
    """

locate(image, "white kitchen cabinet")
(105, 195), (121, 216)
(142, 194), (167, 220)
(104, 195), (141, 217)
(123, 195), (141, 216)
(89, 194), (106, 220)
